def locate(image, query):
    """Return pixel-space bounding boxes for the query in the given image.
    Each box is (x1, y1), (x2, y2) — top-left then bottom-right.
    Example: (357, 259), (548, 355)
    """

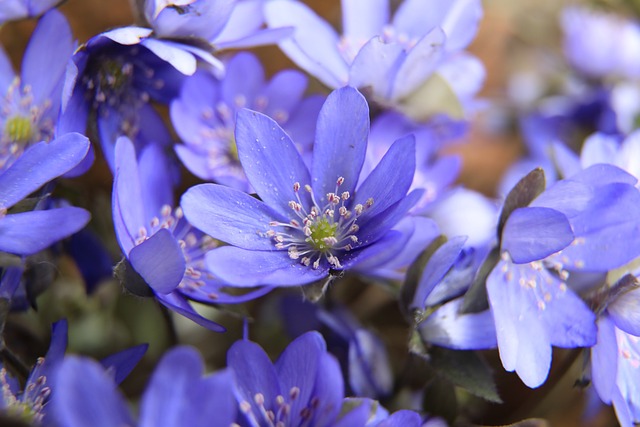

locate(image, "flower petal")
(155, 292), (225, 332)
(276, 331), (326, 424)
(181, 183), (282, 250)
(141, 38), (197, 76)
(501, 207), (574, 264)
(0, 207), (90, 255)
(264, 0), (349, 88)
(128, 228), (186, 295)
(411, 236), (467, 309)
(51, 357), (134, 427)
(591, 315), (618, 404)
(0, 134), (90, 209)
(113, 137), (145, 254)
(353, 134), (415, 219)
(205, 246), (327, 287)
(21, 9), (73, 104)
(235, 109), (312, 217)
(227, 339), (281, 418)
(312, 86), (369, 199)
(342, 0), (389, 43)
(349, 37), (405, 100)
(420, 297), (497, 350)
(138, 346), (206, 427)
(391, 28), (445, 101)
(100, 344), (148, 385)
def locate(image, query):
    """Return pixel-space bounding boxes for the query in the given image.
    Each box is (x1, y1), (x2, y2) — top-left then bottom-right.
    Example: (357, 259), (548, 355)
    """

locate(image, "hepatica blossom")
(51, 346), (236, 427)
(591, 285), (640, 426)
(171, 52), (323, 190)
(182, 86), (421, 288)
(112, 137), (270, 331)
(228, 331), (378, 427)
(0, 9), (74, 170)
(488, 165), (640, 388)
(265, 0), (484, 119)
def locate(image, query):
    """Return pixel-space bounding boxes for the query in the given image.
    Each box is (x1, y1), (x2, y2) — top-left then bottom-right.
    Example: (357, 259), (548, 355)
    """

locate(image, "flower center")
(266, 177), (374, 270)
(4, 116), (33, 144)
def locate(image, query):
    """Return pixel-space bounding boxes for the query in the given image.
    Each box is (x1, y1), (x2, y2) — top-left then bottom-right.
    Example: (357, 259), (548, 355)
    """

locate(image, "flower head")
(264, 0), (484, 119)
(171, 52), (324, 190)
(0, 10), (74, 170)
(51, 346), (235, 427)
(112, 137), (270, 331)
(182, 86), (420, 288)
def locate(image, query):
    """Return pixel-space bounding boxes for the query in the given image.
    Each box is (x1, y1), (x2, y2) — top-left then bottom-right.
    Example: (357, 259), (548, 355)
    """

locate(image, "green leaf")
(429, 346), (502, 403)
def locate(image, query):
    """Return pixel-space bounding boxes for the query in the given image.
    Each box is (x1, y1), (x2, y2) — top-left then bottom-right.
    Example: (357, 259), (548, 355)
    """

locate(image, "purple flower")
(0, 133), (91, 256)
(0, 10), (74, 170)
(171, 52), (324, 190)
(591, 285), (640, 427)
(51, 346), (236, 427)
(144, 0), (292, 50)
(264, 0), (484, 119)
(181, 86), (421, 288)
(60, 31), (181, 171)
(228, 331), (378, 427)
(0, 0), (62, 24)
(562, 6), (640, 80)
(0, 320), (66, 424)
(487, 165), (640, 388)
(112, 136), (270, 331)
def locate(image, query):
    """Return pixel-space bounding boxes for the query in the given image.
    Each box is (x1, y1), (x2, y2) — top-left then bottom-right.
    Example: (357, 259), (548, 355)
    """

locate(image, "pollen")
(4, 116), (33, 144)
(266, 177), (373, 270)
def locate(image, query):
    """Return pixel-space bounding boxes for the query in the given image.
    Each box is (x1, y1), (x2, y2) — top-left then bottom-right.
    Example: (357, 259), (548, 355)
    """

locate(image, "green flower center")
(306, 218), (338, 252)
(4, 115), (33, 144)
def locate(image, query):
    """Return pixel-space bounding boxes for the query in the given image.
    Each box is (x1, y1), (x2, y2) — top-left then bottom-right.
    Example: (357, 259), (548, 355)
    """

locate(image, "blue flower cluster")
(1, 0), (640, 426)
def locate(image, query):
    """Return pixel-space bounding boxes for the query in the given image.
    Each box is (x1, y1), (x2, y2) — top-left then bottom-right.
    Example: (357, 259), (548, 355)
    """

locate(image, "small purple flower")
(60, 31), (181, 171)
(228, 331), (378, 427)
(591, 284), (640, 427)
(264, 0), (484, 119)
(0, 320), (66, 425)
(181, 86), (421, 288)
(562, 6), (640, 80)
(171, 52), (324, 190)
(0, 0), (62, 24)
(0, 10), (74, 170)
(51, 346), (236, 427)
(0, 133), (91, 257)
(487, 165), (640, 388)
(112, 136), (270, 331)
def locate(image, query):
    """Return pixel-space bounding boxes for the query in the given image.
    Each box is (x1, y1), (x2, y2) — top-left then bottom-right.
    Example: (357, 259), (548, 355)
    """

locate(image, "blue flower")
(181, 86), (421, 288)
(487, 165), (640, 388)
(591, 284), (640, 427)
(228, 331), (379, 427)
(51, 346), (236, 427)
(60, 31), (181, 171)
(0, 133), (91, 256)
(264, 0), (484, 119)
(0, 10), (75, 170)
(171, 52), (324, 190)
(562, 6), (640, 80)
(0, 320), (66, 425)
(0, 0), (62, 24)
(112, 136), (270, 331)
